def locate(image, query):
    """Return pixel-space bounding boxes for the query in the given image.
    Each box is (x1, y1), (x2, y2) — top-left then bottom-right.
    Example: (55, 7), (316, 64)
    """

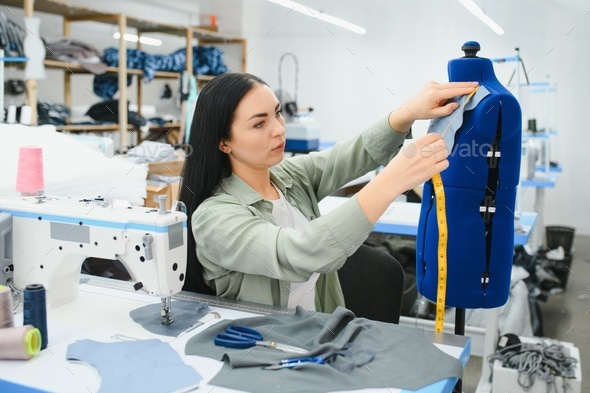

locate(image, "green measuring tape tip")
(24, 327), (42, 356)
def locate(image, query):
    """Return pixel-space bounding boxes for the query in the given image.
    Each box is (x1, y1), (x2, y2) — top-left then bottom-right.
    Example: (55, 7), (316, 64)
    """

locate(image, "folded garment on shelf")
(0, 11), (25, 57)
(45, 38), (108, 74)
(93, 46), (228, 100)
(86, 99), (148, 130)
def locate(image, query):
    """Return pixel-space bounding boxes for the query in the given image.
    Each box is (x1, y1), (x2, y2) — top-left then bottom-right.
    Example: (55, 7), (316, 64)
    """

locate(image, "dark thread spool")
(528, 118), (537, 133)
(23, 284), (48, 350)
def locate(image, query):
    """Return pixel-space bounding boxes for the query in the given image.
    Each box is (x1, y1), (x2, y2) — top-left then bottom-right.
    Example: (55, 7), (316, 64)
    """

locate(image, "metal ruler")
(82, 275), (289, 316)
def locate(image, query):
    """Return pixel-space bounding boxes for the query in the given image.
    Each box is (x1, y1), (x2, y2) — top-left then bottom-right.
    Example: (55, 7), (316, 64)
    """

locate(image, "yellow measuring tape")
(433, 86), (480, 333)
(432, 172), (448, 333)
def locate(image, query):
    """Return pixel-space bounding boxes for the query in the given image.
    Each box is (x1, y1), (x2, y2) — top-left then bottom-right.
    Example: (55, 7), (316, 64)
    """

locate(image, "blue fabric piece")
(0, 380), (48, 393)
(93, 46), (228, 100)
(428, 85), (490, 150)
(66, 339), (201, 393)
(416, 46), (522, 309)
(93, 74), (132, 101)
(128, 299), (209, 337)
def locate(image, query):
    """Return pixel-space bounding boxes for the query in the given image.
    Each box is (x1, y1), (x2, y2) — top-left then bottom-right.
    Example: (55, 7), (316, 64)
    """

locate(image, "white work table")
(319, 196), (537, 245)
(0, 277), (469, 393)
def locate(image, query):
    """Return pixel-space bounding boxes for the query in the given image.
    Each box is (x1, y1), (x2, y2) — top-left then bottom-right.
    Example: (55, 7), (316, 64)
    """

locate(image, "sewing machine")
(0, 193), (187, 324)
(285, 116), (320, 152)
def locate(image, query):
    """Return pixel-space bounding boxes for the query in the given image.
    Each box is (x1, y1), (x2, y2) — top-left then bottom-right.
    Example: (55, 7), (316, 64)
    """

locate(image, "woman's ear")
(219, 139), (231, 154)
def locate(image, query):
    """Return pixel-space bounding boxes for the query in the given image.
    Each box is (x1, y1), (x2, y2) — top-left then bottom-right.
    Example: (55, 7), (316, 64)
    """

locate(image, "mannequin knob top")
(461, 41), (481, 58)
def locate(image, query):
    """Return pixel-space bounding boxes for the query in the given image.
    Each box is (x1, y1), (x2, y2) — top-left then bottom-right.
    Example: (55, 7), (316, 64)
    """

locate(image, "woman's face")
(220, 83), (286, 172)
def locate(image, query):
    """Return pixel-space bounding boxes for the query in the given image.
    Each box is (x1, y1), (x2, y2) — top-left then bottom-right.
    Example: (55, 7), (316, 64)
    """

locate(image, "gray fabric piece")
(429, 85), (490, 149)
(67, 339), (201, 393)
(325, 342), (375, 372)
(185, 307), (463, 392)
(129, 300), (209, 337)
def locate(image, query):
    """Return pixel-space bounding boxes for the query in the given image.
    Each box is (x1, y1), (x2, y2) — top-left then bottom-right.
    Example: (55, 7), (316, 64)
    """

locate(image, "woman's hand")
(357, 133), (449, 223)
(383, 133), (449, 194)
(389, 81), (479, 133)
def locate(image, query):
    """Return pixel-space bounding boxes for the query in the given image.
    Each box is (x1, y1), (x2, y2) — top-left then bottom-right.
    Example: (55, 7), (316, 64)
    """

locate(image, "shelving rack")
(2, 0), (247, 146)
(524, 80), (560, 176)
(491, 51), (562, 245)
(0, 50), (27, 122)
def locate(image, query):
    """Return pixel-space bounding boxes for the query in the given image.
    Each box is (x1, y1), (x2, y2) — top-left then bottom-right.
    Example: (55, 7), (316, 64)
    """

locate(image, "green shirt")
(192, 116), (409, 312)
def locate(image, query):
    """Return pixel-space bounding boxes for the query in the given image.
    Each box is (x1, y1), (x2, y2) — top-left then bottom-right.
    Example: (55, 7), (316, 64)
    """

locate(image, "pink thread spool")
(0, 325), (42, 360)
(16, 146), (44, 195)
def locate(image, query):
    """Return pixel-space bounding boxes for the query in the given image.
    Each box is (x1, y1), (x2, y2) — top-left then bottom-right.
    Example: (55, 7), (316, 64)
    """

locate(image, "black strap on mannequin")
(479, 101), (502, 302)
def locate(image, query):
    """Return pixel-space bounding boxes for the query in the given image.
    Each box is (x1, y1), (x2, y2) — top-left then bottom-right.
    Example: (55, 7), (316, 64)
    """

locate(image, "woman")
(180, 72), (477, 312)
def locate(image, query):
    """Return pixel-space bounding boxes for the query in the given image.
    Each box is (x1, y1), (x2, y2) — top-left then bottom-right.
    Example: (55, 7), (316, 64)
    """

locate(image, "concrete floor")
(461, 235), (589, 392)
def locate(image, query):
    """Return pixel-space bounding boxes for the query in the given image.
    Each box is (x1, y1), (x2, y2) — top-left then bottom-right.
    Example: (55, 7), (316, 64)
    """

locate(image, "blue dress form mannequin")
(416, 42), (522, 308)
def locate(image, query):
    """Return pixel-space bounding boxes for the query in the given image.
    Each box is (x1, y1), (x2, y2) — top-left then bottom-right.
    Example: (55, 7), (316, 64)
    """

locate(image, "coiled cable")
(488, 341), (577, 393)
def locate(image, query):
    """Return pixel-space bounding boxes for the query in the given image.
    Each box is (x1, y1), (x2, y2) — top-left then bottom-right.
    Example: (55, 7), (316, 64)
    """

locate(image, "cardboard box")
(145, 181), (180, 210)
(146, 157), (184, 209)
(147, 157), (185, 177)
(492, 337), (581, 393)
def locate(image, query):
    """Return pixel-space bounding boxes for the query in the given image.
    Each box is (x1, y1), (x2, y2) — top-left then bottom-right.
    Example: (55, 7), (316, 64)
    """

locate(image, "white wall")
(238, 0), (590, 236)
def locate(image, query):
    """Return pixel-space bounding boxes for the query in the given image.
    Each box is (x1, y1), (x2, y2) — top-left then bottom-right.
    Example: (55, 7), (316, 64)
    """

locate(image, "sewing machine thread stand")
(158, 195), (169, 215)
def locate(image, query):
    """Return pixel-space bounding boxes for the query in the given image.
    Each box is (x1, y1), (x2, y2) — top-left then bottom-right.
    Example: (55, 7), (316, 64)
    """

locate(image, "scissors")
(264, 355), (325, 370)
(214, 325), (307, 354)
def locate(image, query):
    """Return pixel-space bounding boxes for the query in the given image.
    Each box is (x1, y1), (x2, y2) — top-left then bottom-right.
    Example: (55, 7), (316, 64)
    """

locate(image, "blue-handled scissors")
(264, 355), (325, 370)
(214, 325), (307, 354)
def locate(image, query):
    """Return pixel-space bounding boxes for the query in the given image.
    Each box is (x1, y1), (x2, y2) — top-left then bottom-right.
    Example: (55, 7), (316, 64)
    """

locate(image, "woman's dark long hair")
(179, 73), (267, 294)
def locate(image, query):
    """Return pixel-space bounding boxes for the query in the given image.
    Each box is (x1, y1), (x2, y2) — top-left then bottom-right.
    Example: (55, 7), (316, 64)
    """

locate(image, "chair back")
(338, 244), (405, 324)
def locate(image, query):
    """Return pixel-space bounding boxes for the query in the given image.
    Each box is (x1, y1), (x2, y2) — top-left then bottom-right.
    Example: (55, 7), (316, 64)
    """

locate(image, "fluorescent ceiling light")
(457, 0), (504, 35)
(267, 0), (366, 35)
(113, 32), (162, 46)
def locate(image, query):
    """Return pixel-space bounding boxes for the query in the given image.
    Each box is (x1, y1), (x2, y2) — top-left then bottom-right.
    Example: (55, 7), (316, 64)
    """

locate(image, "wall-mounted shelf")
(43, 59), (181, 79)
(56, 123), (122, 132)
(0, 56), (27, 63)
(520, 172), (558, 188)
(522, 131), (558, 139)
